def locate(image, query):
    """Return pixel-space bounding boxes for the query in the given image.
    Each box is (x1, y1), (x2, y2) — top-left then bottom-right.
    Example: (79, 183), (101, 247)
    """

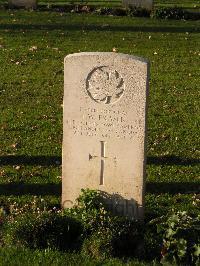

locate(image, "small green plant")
(76, 188), (103, 210)
(65, 189), (111, 233)
(154, 211), (200, 265)
(151, 7), (200, 20)
(67, 189), (143, 259)
(82, 231), (113, 259)
(151, 7), (186, 19)
(94, 6), (150, 17)
(94, 7), (112, 15)
(81, 218), (143, 259)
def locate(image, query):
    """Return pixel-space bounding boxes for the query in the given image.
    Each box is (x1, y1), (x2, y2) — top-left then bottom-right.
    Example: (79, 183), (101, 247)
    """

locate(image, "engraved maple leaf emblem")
(86, 67), (125, 104)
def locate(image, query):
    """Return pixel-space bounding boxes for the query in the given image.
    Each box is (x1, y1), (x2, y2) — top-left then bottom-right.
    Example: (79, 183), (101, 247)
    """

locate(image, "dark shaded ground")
(0, 155), (199, 196)
(0, 23), (200, 33)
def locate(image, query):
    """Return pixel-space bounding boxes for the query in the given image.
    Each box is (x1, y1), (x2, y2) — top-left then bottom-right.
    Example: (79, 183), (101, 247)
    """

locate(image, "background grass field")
(0, 4), (199, 265)
(0, 0), (200, 9)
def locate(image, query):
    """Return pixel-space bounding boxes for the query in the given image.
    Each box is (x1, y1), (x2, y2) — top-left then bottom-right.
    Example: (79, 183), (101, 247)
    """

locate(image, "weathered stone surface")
(8, 0), (37, 8)
(122, 0), (153, 10)
(62, 52), (149, 219)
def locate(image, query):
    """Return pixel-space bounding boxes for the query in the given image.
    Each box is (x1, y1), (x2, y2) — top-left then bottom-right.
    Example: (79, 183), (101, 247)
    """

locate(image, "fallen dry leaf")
(29, 46), (37, 51)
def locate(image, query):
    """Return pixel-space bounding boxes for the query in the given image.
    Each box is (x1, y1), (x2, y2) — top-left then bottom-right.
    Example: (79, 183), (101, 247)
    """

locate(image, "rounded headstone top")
(64, 52), (149, 65)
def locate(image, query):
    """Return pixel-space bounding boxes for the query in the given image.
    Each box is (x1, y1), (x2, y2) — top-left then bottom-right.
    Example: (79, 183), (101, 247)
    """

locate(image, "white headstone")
(122, 0), (153, 10)
(62, 52), (149, 220)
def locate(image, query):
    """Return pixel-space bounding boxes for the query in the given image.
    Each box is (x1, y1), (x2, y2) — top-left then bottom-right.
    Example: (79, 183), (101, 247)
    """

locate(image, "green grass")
(0, 9), (199, 264)
(0, 247), (161, 266)
(0, 0), (200, 9)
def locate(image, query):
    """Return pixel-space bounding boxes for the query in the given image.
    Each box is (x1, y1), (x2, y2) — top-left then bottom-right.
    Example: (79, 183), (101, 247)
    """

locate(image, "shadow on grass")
(0, 155), (61, 166)
(0, 155), (199, 196)
(0, 23), (199, 33)
(0, 181), (199, 196)
(0, 183), (61, 196)
(146, 182), (200, 194)
(147, 155), (200, 166)
(0, 155), (199, 166)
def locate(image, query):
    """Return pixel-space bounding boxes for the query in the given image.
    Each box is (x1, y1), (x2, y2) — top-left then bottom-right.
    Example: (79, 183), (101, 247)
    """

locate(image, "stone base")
(122, 0), (153, 10)
(8, 0), (37, 9)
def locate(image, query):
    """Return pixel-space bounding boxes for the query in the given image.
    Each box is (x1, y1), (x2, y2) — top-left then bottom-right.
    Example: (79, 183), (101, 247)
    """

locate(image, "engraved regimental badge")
(86, 66), (125, 104)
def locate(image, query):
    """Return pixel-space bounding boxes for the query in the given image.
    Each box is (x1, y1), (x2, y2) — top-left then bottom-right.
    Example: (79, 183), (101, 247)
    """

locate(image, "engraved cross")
(89, 141), (108, 185)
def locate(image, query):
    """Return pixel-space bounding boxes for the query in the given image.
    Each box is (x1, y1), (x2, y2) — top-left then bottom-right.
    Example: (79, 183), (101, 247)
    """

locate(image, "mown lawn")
(0, 8), (199, 265)
(0, 247), (163, 266)
(0, 0), (200, 9)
